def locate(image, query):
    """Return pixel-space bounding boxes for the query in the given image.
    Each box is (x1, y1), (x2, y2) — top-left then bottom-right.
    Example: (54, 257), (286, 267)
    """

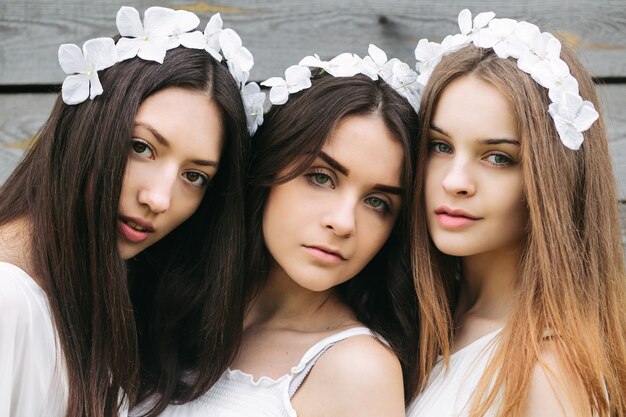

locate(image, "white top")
(406, 328), (503, 417)
(150, 327), (378, 417)
(0, 262), (68, 417)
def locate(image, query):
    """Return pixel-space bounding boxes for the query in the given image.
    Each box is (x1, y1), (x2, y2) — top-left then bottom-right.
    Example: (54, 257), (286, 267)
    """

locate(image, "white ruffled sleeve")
(0, 263), (68, 417)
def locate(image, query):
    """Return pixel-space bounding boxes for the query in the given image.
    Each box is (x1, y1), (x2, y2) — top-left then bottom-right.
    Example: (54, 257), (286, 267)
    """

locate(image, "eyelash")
(130, 138), (210, 188)
(304, 168), (392, 215)
(429, 139), (515, 167)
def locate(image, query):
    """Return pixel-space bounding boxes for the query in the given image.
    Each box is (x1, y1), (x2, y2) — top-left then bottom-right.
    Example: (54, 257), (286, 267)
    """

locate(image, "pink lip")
(434, 206), (481, 229)
(303, 245), (346, 263)
(118, 216), (155, 243)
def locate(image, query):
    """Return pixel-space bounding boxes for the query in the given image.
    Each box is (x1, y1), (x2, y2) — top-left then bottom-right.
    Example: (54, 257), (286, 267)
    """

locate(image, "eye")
(131, 139), (154, 159)
(364, 196), (391, 214)
(305, 169), (336, 189)
(430, 140), (453, 154)
(485, 153), (513, 167)
(183, 171), (210, 188)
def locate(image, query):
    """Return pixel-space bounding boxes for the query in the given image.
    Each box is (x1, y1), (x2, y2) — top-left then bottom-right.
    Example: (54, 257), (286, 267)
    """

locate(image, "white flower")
(219, 28), (254, 85)
(360, 44), (388, 80)
(166, 10), (201, 50)
(458, 9), (495, 41)
(475, 18), (518, 58)
(241, 82), (265, 135)
(531, 59), (579, 100)
(380, 59), (420, 112)
(115, 6), (176, 63)
(299, 52), (362, 77)
(517, 32), (561, 73)
(58, 37), (118, 105)
(548, 91), (599, 150)
(414, 38), (444, 85)
(261, 65), (312, 105)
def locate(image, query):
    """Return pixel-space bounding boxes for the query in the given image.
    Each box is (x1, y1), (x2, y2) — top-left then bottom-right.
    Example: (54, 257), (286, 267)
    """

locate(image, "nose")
(441, 158), (476, 197)
(137, 169), (177, 214)
(322, 195), (356, 238)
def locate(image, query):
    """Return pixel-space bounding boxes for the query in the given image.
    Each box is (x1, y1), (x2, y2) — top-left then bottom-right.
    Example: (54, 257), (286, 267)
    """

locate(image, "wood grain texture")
(1, 0), (625, 85)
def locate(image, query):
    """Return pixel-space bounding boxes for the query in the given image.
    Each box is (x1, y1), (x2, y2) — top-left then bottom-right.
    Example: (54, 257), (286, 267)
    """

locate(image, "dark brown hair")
(0, 46), (249, 417)
(412, 44), (626, 417)
(246, 72), (421, 401)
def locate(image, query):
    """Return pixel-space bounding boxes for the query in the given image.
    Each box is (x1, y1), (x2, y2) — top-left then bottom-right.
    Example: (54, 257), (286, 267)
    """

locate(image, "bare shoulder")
(523, 340), (590, 417)
(292, 334), (405, 417)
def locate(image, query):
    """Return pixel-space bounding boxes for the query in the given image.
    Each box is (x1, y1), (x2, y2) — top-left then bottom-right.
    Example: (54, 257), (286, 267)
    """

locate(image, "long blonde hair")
(411, 44), (626, 416)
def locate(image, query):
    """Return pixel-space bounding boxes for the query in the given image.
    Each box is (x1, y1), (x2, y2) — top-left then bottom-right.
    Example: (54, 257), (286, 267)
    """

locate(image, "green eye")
(368, 197), (383, 208)
(313, 173), (330, 184)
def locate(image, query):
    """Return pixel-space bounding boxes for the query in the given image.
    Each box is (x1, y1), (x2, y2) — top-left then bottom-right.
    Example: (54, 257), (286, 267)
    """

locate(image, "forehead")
(433, 75), (517, 139)
(322, 115), (405, 186)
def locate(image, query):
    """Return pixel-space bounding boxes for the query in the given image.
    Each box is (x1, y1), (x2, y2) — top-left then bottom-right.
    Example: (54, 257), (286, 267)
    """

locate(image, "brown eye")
(183, 171), (209, 187)
(130, 139), (153, 158)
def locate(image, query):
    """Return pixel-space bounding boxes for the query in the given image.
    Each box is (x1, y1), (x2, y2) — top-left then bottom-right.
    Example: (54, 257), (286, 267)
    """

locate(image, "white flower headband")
(414, 9), (599, 150)
(58, 6), (265, 135)
(260, 44), (422, 114)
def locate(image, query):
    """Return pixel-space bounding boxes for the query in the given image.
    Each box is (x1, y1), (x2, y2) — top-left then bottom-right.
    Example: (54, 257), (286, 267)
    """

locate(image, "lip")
(303, 245), (347, 263)
(118, 215), (155, 243)
(434, 206), (481, 229)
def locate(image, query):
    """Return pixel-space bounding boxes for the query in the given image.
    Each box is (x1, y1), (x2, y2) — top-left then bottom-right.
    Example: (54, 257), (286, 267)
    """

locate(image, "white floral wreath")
(260, 44), (422, 114)
(413, 9), (599, 150)
(58, 6), (265, 135)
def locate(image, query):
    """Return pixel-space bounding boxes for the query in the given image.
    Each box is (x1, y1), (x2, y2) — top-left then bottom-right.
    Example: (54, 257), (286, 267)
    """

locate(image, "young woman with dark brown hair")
(0, 7), (256, 417)
(157, 48), (422, 416)
(408, 10), (626, 417)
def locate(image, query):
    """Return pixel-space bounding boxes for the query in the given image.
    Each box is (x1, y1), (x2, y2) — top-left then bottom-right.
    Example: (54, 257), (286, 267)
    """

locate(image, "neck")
(246, 261), (355, 332)
(0, 217), (35, 277)
(455, 245), (521, 325)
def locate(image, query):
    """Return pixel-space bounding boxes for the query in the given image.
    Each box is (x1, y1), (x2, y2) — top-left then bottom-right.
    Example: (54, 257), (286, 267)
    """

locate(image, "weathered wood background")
(0, 0), (624, 247)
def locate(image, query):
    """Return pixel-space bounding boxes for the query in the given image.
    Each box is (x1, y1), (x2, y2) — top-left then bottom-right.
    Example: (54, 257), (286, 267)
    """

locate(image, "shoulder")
(0, 262), (52, 341)
(522, 340), (588, 417)
(293, 333), (404, 417)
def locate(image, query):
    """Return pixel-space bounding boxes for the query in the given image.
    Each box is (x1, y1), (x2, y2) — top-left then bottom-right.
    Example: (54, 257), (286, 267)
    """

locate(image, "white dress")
(0, 262), (68, 417)
(145, 327), (379, 417)
(406, 328), (503, 417)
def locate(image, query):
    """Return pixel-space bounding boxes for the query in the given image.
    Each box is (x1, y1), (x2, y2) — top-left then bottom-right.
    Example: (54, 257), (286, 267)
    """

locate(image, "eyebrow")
(134, 122), (219, 167)
(319, 151), (349, 176)
(430, 123), (519, 146)
(318, 152), (403, 195)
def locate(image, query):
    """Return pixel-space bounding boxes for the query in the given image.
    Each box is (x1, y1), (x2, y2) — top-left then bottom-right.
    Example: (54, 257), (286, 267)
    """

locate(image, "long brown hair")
(0, 46), (249, 417)
(412, 44), (626, 416)
(247, 72), (421, 401)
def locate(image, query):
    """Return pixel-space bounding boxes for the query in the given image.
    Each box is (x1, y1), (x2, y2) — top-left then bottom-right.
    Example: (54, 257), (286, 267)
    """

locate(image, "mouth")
(434, 206), (481, 228)
(118, 216), (155, 243)
(303, 245), (347, 263)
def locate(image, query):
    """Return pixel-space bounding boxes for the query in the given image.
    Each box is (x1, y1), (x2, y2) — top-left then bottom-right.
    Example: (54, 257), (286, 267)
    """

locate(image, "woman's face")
(425, 75), (527, 259)
(117, 87), (223, 260)
(262, 114), (404, 292)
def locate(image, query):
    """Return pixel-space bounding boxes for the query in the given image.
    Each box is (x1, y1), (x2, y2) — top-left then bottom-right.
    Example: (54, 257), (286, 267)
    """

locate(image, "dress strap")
(288, 326), (377, 398)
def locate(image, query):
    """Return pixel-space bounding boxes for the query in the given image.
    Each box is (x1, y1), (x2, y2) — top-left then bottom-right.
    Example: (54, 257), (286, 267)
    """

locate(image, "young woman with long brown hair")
(408, 10), (626, 417)
(0, 7), (258, 417)
(156, 47), (422, 416)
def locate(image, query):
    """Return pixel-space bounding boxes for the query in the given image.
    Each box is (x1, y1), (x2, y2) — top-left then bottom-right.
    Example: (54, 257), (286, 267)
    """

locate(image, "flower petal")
(285, 65), (311, 92)
(83, 37), (118, 71)
(172, 9), (200, 34)
(89, 73), (104, 99)
(143, 7), (177, 36)
(269, 85), (289, 105)
(473, 11), (495, 29)
(116, 6), (144, 38)
(368, 44), (387, 66)
(458, 9), (472, 35)
(179, 31), (206, 49)
(573, 101), (599, 132)
(115, 38), (141, 61)
(62, 73), (90, 105)
(137, 38), (168, 63)
(58, 43), (86, 74)
(260, 77), (286, 88)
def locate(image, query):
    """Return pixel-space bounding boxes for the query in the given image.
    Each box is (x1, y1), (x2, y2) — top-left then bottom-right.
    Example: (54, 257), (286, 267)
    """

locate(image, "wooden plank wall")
(0, 0), (625, 247)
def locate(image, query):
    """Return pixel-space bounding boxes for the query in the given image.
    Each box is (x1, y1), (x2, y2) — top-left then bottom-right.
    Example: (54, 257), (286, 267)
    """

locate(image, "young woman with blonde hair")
(408, 10), (626, 417)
